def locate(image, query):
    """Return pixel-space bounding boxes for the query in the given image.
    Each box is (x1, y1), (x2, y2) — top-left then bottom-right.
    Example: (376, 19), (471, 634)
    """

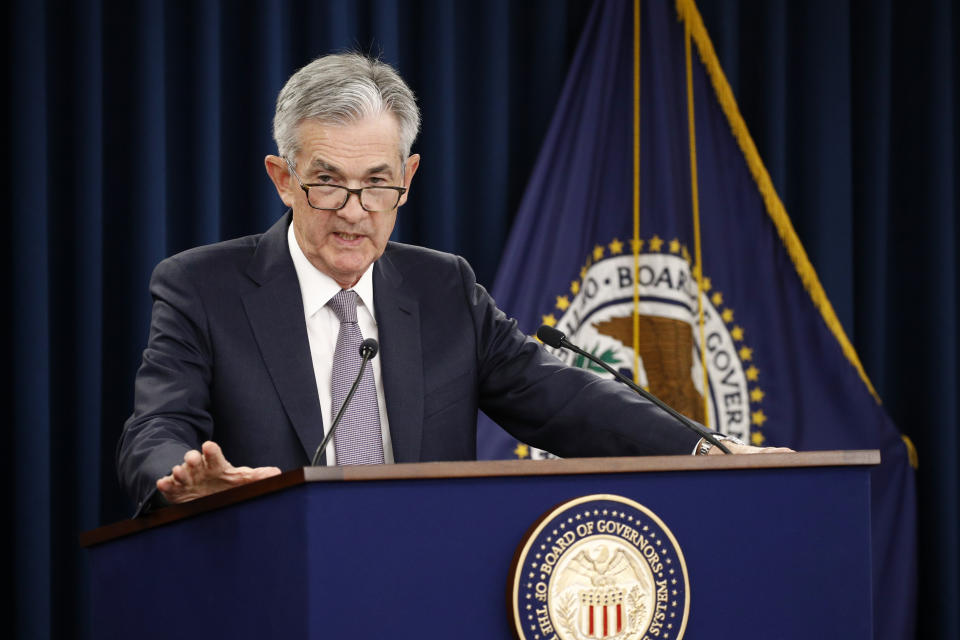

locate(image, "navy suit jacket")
(117, 212), (700, 512)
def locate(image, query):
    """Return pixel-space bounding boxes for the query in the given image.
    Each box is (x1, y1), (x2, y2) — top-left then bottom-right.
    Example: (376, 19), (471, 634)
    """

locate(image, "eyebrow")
(308, 158), (343, 176)
(365, 163), (394, 177)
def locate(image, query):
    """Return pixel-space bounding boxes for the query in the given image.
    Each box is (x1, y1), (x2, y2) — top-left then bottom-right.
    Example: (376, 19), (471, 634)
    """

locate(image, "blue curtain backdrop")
(3, 1), (956, 639)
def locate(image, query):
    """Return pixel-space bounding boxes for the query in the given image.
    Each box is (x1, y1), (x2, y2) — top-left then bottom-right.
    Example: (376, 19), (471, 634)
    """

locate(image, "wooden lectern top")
(81, 450), (878, 548)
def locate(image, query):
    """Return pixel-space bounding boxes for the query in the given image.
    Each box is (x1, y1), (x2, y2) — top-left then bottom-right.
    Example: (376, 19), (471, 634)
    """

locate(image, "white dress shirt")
(287, 224), (394, 464)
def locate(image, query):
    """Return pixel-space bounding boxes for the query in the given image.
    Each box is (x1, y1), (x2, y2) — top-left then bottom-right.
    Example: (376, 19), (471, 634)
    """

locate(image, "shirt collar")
(287, 222), (376, 320)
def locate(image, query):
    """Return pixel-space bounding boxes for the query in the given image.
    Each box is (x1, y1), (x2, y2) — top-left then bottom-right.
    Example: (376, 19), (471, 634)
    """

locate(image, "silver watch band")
(695, 434), (745, 455)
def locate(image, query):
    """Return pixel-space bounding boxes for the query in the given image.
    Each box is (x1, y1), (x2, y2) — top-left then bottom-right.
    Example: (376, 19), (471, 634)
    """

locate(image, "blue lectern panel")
(90, 464), (871, 639)
(91, 490), (310, 637)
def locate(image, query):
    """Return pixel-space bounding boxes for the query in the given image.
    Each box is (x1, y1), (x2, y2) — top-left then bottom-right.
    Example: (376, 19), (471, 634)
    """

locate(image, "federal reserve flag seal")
(510, 495), (689, 640)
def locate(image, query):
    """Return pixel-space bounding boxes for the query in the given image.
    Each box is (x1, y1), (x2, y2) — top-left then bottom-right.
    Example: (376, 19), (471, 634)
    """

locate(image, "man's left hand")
(707, 441), (794, 455)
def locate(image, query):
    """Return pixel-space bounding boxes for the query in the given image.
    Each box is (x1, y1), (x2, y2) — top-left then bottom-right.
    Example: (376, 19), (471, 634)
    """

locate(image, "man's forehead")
(296, 115), (403, 171)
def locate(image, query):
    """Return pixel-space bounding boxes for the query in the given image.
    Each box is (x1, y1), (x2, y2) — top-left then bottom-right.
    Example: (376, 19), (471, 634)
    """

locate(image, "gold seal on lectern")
(509, 494), (690, 640)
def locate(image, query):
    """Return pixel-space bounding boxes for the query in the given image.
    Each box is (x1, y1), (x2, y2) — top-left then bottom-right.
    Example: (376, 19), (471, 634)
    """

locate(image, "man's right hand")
(156, 441), (282, 504)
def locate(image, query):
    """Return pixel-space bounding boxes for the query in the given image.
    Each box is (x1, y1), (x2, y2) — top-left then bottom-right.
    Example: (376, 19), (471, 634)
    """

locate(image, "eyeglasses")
(284, 157), (407, 213)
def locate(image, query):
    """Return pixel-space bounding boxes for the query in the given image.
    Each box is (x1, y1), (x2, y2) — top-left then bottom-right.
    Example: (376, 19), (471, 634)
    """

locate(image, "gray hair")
(273, 52), (421, 167)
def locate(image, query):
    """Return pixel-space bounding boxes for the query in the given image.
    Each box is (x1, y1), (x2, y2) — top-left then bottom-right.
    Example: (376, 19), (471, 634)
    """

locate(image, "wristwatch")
(695, 434), (745, 455)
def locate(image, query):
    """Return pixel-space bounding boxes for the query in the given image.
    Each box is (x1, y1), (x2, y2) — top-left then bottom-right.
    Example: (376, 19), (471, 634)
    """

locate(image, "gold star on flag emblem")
(751, 410), (767, 426)
(593, 244), (605, 261)
(730, 325), (744, 341)
(649, 235), (664, 251)
(631, 238), (644, 253)
(542, 314), (557, 327)
(514, 444), (530, 459)
(570, 280), (580, 295)
(580, 265), (588, 279)
(711, 292), (723, 306)
(609, 238), (624, 254)
(750, 387), (765, 402)
(702, 277), (711, 292)
(738, 346), (753, 361)
(721, 308), (734, 323)
(751, 431), (766, 445)
(669, 238), (680, 253)
(556, 295), (570, 311)
(746, 365), (759, 381)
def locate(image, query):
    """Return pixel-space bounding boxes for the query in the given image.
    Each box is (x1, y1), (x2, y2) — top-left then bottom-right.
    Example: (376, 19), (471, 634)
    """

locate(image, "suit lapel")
(374, 248), (423, 462)
(242, 212), (325, 463)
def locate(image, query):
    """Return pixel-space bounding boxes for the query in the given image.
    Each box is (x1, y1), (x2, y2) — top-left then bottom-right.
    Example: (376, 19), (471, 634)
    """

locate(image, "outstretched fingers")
(155, 443), (282, 505)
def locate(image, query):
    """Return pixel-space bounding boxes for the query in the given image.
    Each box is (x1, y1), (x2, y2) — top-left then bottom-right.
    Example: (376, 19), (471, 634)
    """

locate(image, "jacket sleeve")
(461, 256), (702, 457)
(116, 256), (215, 515)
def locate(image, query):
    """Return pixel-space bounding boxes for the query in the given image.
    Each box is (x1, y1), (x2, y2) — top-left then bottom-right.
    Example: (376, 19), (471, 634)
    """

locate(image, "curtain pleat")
(12, 0), (51, 638)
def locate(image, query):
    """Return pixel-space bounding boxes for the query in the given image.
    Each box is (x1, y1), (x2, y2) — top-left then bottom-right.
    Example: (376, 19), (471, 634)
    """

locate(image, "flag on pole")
(477, 1), (916, 637)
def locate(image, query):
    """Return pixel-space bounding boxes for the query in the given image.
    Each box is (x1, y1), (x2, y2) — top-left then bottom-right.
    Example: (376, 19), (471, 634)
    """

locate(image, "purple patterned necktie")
(328, 289), (385, 465)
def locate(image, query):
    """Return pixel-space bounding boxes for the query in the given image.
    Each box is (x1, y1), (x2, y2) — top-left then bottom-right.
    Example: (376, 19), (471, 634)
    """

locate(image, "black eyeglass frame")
(284, 157), (408, 213)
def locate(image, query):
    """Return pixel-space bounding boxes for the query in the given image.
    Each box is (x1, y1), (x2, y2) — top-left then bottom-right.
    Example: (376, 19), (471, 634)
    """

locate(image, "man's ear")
(397, 154), (420, 207)
(265, 155), (296, 208)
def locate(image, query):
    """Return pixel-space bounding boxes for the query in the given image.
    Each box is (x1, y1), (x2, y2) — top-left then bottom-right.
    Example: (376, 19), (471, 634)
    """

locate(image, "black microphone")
(536, 325), (731, 454)
(311, 338), (380, 466)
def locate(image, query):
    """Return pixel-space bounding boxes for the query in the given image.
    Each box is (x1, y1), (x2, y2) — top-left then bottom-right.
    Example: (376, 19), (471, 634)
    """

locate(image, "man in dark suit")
(118, 53), (778, 514)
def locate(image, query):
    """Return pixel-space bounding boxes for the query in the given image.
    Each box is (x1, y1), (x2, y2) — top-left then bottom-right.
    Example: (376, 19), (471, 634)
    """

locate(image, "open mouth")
(335, 232), (362, 241)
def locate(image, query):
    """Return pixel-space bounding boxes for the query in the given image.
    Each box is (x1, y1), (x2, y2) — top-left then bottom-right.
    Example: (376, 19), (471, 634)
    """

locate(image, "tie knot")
(328, 289), (359, 324)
